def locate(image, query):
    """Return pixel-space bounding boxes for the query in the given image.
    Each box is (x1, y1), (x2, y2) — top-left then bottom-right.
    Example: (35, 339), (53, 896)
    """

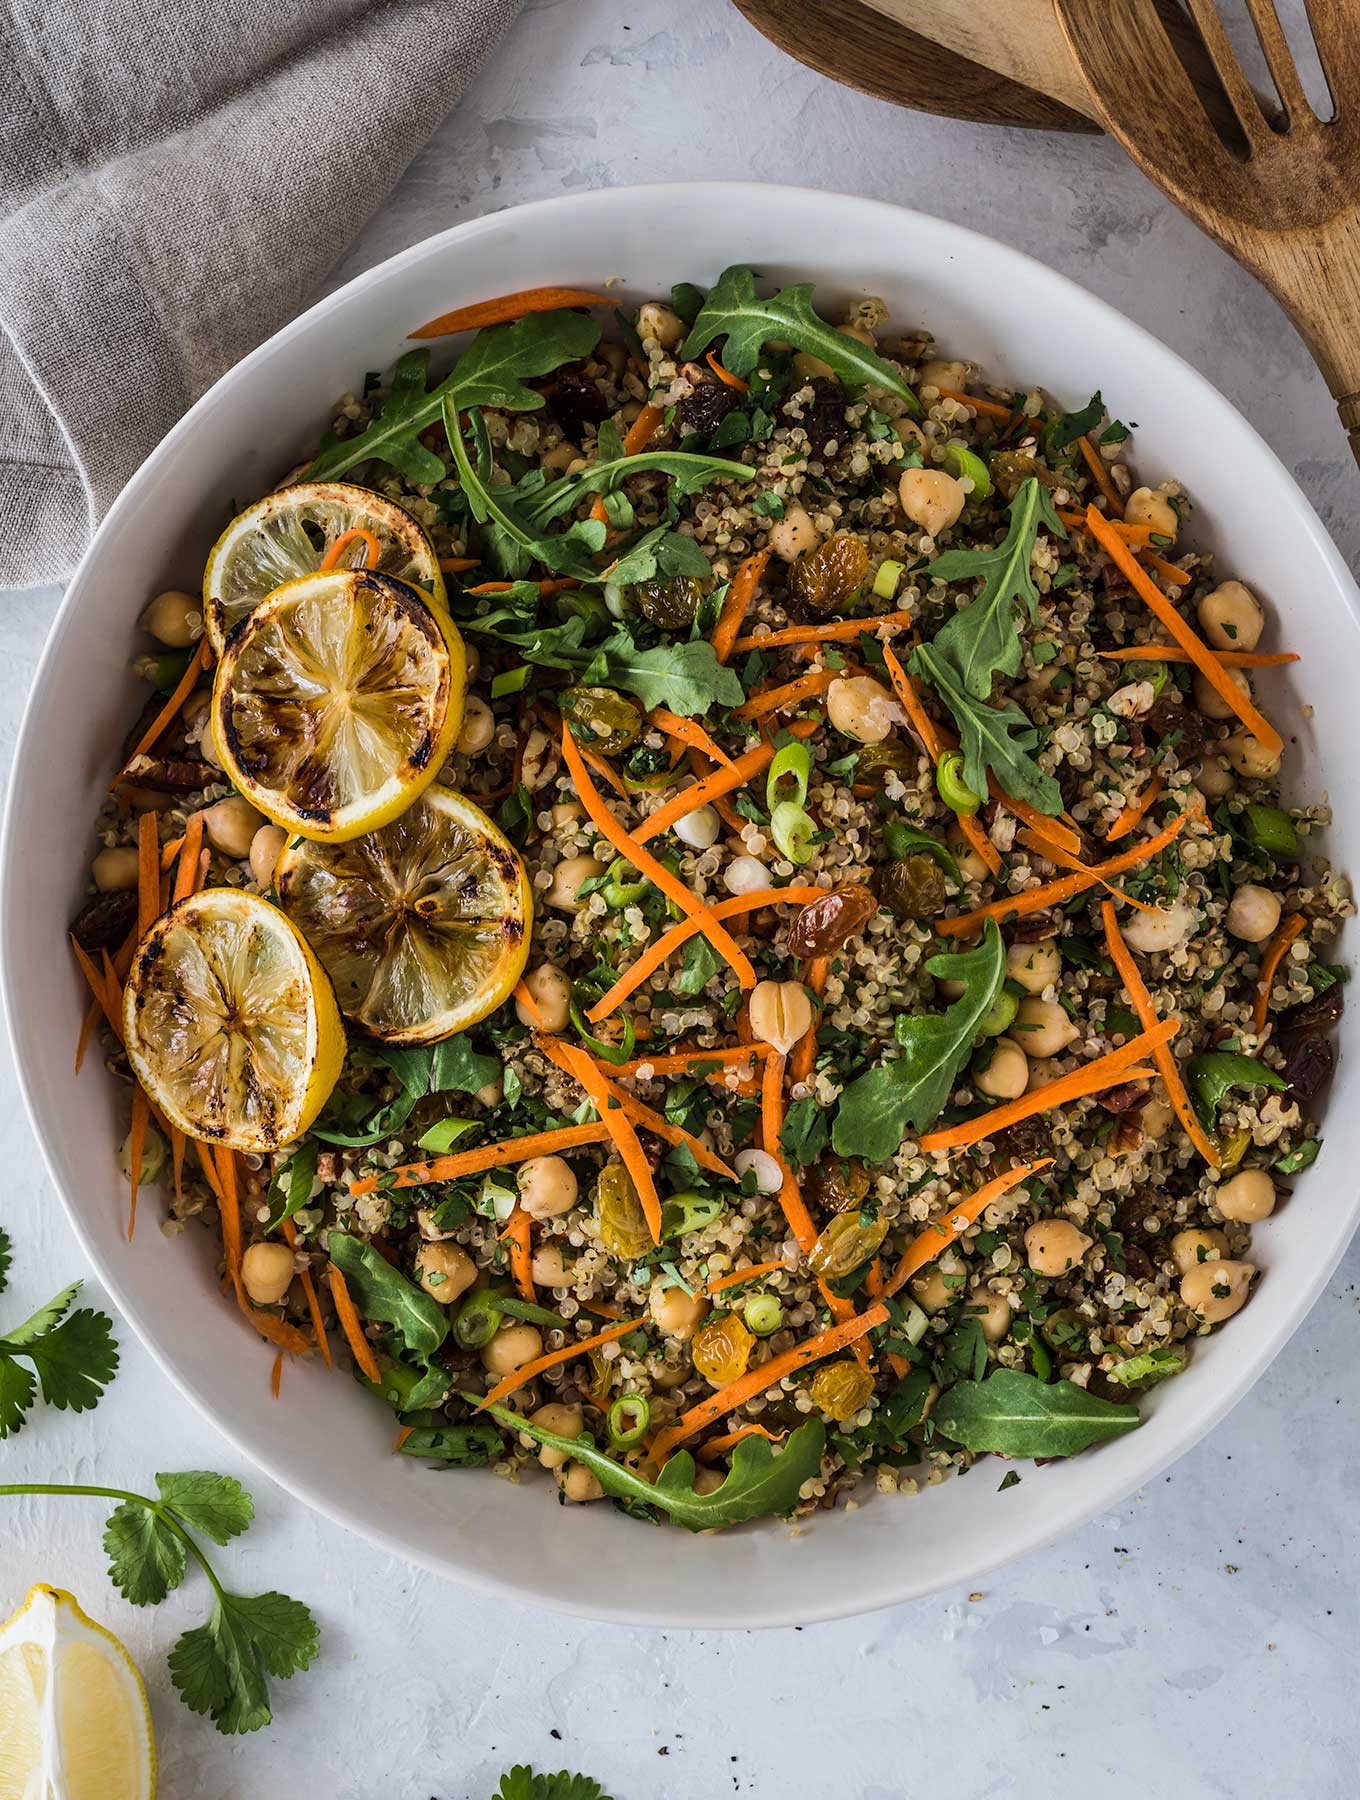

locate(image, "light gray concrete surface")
(2, 2), (1357, 1794)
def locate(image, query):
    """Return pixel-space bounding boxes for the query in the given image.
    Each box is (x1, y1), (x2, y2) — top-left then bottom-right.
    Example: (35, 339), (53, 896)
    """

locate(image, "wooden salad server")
(1054, 0), (1360, 465)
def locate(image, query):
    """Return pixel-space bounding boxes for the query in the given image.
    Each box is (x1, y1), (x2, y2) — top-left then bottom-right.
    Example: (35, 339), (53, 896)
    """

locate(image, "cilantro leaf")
(0, 1357), (35, 1437)
(326, 1232), (448, 1358)
(0, 1227), (10, 1296)
(779, 1097), (830, 1170)
(103, 1501), (187, 1606)
(1042, 391), (1106, 454)
(494, 1770), (612, 1800)
(168, 1589), (319, 1735)
(156, 1471), (254, 1545)
(21, 1309), (120, 1414)
(682, 265), (920, 413)
(2, 1281), (79, 1346)
(911, 641), (1062, 816)
(673, 933), (722, 997)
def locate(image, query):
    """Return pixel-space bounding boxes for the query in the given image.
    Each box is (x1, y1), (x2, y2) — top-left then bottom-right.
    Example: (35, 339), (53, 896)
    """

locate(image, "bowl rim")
(6, 180), (1359, 1628)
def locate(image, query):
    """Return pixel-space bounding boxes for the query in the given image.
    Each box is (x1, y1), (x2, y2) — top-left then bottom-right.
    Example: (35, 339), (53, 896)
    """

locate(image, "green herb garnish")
(932, 1368), (1141, 1457)
(0, 1230), (118, 1439)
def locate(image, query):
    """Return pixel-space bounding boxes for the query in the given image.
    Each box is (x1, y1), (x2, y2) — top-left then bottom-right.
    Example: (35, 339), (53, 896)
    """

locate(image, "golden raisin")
(809, 1360), (875, 1422)
(787, 532), (869, 615)
(788, 883), (878, 958)
(595, 1164), (652, 1259)
(803, 1154), (871, 1216)
(691, 1313), (755, 1387)
(808, 1211), (888, 1280)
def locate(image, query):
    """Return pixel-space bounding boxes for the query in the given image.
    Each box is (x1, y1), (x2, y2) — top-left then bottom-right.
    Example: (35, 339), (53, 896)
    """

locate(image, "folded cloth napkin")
(0, 0), (518, 592)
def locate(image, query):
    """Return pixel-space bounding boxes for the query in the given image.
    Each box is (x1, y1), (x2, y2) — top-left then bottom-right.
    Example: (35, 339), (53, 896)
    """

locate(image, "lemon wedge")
(123, 888), (345, 1151)
(0, 1585), (155, 1800)
(211, 569), (465, 843)
(202, 481), (445, 654)
(276, 786), (531, 1044)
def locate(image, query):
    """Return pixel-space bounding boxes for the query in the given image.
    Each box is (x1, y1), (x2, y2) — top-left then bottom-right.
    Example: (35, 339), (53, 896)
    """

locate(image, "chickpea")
(475, 1077), (504, 1109)
(1006, 939), (1060, 995)
(1225, 882), (1282, 944)
(1024, 1219), (1093, 1277)
(199, 796), (264, 861)
(1180, 1258), (1255, 1324)
(516, 962), (571, 1031)
(723, 854), (769, 896)
(415, 1242), (476, 1305)
(528, 1401), (583, 1470)
(465, 643), (481, 683)
(248, 824), (288, 889)
(1215, 1167), (1276, 1223)
(838, 321), (876, 348)
(1119, 900), (1196, 955)
(1139, 1093), (1176, 1140)
(691, 1465), (726, 1496)
(520, 725), (556, 791)
(826, 675), (899, 744)
(946, 822), (991, 883)
(538, 441), (580, 478)
(1197, 579), (1264, 652)
(674, 804), (720, 850)
(530, 1241), (572, 1287)
(199, 716), (224, 771)
(1026, 1056), (1061, 1092)
(1013, 997), (1079, 1059)
(518, 1154), (578, 1221)
(1124, 486), (1179, 541)
(241, 1241), (294, 1307)
(551, 801), (585, 829)
(748, 979), (814, 1055)
(648, 1280), (708, 1340)
(547, 853), (606, 912)
(456, 695), (495, 756)
(596, 340), (628, 377)
(792, 350), (836, 382)
(1193, 666), (1252, 721)
(1194, 755), (1235, 800)
(974, 1038), (1029, 1101)
(637, 302), (685, 351)
(92, 845), (140, 892)
(918, 358), (967, 391)
(1224, 733), (1281, 780)
(558, 1462), (606, 1502)
(140, 589), (201, 648)
(968, 1290), (1012, 1344)
(910, 1267), (954, 1313)
(892, 418), (927, 452)
(416, 1205), (457, 1241)
(1169, 1227), (1229, 1277)
(899, 467), (965, 537)
(768, 504), (821, 562)
(480, 1322), (544, 1378)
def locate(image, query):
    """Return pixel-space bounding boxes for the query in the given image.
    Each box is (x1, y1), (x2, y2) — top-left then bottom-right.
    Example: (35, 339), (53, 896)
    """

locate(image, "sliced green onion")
(608, 1393), (651, 1447)
(1244, 804), (1298, 855)
(476, 1173), (518, 1223)
(766, 739), (812, 811)
(416, 1116), (479, 1155)
(872, 559), (905, 601)
(603, 856), (649, 908)
(743, 1293), (784, 1337)
(771, 800), (816, 865)
(493, 1295), (565, 1328)
(661, 1191), (726, 1240)
(452, 1290), (504, 1350)
(899, 1298), (930, 1346)
(602, 581), (631, 620)
(936, 750), (982, 815)
(978, 990), (1018, 1038)
(570, 997), (636, 1067)
(491, 665), (532, 699)
(944, 443), (993, 500)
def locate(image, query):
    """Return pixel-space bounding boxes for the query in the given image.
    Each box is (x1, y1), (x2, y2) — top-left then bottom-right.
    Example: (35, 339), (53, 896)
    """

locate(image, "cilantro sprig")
(0, 1471), (319, 1734)
(492, 1770), (613, 1800)
(0, 1227), (118, 1438)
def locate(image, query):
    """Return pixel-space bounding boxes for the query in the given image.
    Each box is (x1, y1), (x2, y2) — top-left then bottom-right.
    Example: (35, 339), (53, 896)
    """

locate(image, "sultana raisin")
(788, 884), (878, 958)
(787, 532), (868, 616)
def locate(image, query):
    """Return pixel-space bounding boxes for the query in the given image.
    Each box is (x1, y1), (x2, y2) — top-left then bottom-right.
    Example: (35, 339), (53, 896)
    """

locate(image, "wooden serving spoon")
(1054, 0), (1360, 463)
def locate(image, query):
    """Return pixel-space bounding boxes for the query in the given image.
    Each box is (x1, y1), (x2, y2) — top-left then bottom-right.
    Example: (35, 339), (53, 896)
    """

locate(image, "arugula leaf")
(0, 1277), (118, 1436)
(478, 1397), (825, 1530)
(446, 401), (604, 579)
(169, 1590), (319, 1735)
(264, 1141), (317, 1233)
(1106, 1347), (1184, 1390)
(932, 1368), (1141, 1458)
(929, 479), (1067, 700)
(911, 641), (1062, 817)
(1186, 1052), (1286, 1126)
(326, 1233), (448, 1358)
(526, 449), (751, 525)
(305, 311), (600, 484)
(494, 1769), (612, 1800)
(431, 1035), (500, 1096)
(682, 265), (920, 413)
(397, 1421), (504, 1467)
(832, 919), (1005, 1160)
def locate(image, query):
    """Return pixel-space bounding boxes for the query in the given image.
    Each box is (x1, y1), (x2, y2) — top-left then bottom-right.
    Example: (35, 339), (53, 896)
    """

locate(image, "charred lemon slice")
(211, 570), (464, 843)
(123, 889), (344, 1151)
(202, 481), (445, 654)
(276, 787), (531, 1045)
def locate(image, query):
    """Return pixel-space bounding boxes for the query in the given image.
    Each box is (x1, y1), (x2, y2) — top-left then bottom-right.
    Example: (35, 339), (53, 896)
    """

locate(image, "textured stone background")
(2, 2), (1357, 1794)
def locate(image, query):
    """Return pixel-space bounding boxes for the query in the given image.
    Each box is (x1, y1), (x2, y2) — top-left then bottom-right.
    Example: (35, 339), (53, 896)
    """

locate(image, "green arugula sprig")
(0, 1229), (118, 1438)
(931, 1368), (1141, 1457)
(492, 1769), (613, 1800)
(681, 265), (920, 413)
(0, 1473), (319, 1734)
(911, 641), (1062, 816)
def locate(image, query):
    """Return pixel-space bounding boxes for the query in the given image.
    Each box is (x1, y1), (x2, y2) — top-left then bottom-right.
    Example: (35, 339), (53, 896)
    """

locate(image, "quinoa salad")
(75, 268), (1348, 1531)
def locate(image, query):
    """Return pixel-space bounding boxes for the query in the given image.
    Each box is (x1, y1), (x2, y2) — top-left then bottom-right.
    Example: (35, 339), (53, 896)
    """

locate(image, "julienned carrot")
(1097, 646), (1299, 669)
(988, 780), (1082, 859)
(269, 1352), (284, 1400)
(1056, 510), (1158, 544)
(502, 1205), (536, 1303)
(71, 939), (124, 1045)
(604, 1042), (778, 1078)
(633, 720), (817, 845)
(761, 1052), (817, 1254)
(318, 525), (380, 572)
(1014, 829), (1157, 914)
(328, 1264), (382, 1383)
(649, 707), (737, 770)
(1142, 552), (1191, 588)
(1100, 901), (1219, 1167)
(881, 644), (942, 760)
(439, 556), (480, 573)
(883, 1159), (1052, 1297)
(282, 1217), (331, 1368)
(348, 1121), (612, 1195)
(393, 1423), (416, 1454)
(1077, 435), (1124, 515)
(114, 638), (211, 782)
(936, 388), (1013, 423)
(696, 1424), (785, 1462)
(74, 996), (99, 1075)
(1106, 775), (1163, 842)
(1085, 507), (1282, 756)
(729, 610), (916, 655)
(791, 957), (827, 1085)
(170, 1127), (186, 1208)
(136, 811), (160, 943)
(172, 811), (205, 905)
(731, 667), (836, 722)
(706, 351), (748, 392)
(686, 745), (747, 834)
(466, 578), (579, 597)
(957, 812), (1002, 879)
(579, 746), (629, 798)
(650, 1303), (890, 1462)
(560, 725), (754, 988)
(918, 1024), (1176, 1154)
(936, 808), (1195, 938)
(410, 285), (606, 339)
(551, 1041), (663, 1244)
(480, 1316), (642, 1410)
(537, 1034), (735, 1184)
(712, 549), (771, 664)
(704, 1260), (790, 1295)
(126, 1087), (149, 1242)
(214, 1146), (246, 1306)
(1253, 911), (1306, 1034)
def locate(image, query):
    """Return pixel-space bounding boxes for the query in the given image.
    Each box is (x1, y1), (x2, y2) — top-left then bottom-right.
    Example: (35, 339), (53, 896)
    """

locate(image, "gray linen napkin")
(0, 0), (519, 592)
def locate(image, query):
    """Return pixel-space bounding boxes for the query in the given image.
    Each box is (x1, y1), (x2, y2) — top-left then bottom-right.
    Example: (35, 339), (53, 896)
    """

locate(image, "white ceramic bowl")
(5, 183), (1357, 1627)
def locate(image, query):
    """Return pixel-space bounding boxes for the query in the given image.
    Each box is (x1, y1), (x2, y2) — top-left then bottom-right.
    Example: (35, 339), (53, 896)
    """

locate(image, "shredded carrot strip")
(480, 1316), (642, 1410)
(731, 667), (836, 723)
(328, 1264), (382, 1382)
(1141, 551), (1191, 588)
(989, 781), (1081, 858)
(1106, 775), (1163, 842)
(706, 351), (748, 392)
(881, 644), (943, 760)
(936, 388), (1012, 423)
(1056, 510), (1157, 544)
(1253, 911), (1306, 1034)
(172, 811), (205, 905)
(1097, 645), (1298, 669)
(214, 1146), (246, 1307)
(465, 578), (579, 597)
(560, 723), (753, 987)
(393, 1423), (416, 1454)
(410, 285), (606, 339)
(1099, 901), (1219, 1165)
(71, 940), (124, 1043)
(651, 1304), (890, 1461)
(884, 1160), (1052, 1296)
(696, 1424), (785, 1462)
(730, 611), (914, 655)
(126, 1088), (149, 1241)
(349, 1121), (612, 1195)
(549, 1049), (734, 1179)
(1085, 507), (1282, 755)
(269, 1352), (284, 1399)
(705, 1261), (790, 1295)
(918, 1026), (1176, 1155)
(1077, 435), (1124, 515)
(790, 957), (827, 1085)
(604, 1042), (777, 1078)
(439, 556), (480, 573)
(936, 808), (1194, 938)
(114, 638), (211, 782)
(634, 719), (817, 845)
(587, 402), (665, 526)
(1014, 829), (1158, 914)
(687, 744), (747, 833)
(136, 811), (160, 942)
(74, 996), (99, 1075)
(542, 1041), (663, 1243)
(501, 1205), (536, 1303)
(318, 525), (380, 572)
(649, 707), (737, 770)
(282, 1218), (331, 1368)
(578, 746), (629, 798)
(957, 811), (1002, 879)
(98, 950), (130, 1043)
(514, 977), (546, 1028)
(712, 549), (771, 664)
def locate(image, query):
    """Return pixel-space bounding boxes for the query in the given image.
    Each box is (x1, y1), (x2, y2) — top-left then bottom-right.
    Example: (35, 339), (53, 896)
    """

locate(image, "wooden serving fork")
(1053, 0), (1360, 463)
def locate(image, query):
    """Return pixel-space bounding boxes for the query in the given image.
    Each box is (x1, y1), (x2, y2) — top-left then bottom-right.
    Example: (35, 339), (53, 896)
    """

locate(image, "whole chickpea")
(516, 962), (571, 1031)
(199, 796), (265, 861)
(637, 302), (685, 351)
(1013, 997), (1079, 1059)
(1124, 486), (1179, 540)
(1225, 883), (1282, 944)
(1180, 1258), (1255, 1324)
(551, 801), (585, 829)
(518, 1154), (578, 1221)
(528, 1401), (583, 1469)
(792, 350), (836, 382)
(648, 1280), (708, 1340)
(946, 822), (991, 883)
(691, 1465), (726, 1496)
(1024, 1219), (1093, 1276)
(530, 1241), (572, 1287)
(968, 1290), (1012, 1344)
(1193, 666), (1252, 721)
(899, 467), (965, 537)
(768, 504), (821, 562)
(918, 358), (967, 391)
(1120, 900), (1196, 955)
(139, 589), (201, 648)
(1006, 939), (1060, 995)
(456, 695), (495, 756)
(480, 1322), (544, 1378)
(838, 322), (876, 348)
(465, 643), (481, 683)
(249, 824), (288, 889)
(748, 979), (814, 1055)
(241, 1241), (294, 1307)
(910, 1266), (954, 1313)
(1139, 1093), (1176, 1140)
(1224, 733), (1281, 779)
(974, 1038), (1029, 1101)
(475, 1078), (503, 1108)
(1194, 755), (1235, 801)
(1169, 1227), (1229, 1277)
(415, 1242), (476, 1305)
(826, 675), (899, 744)
(92, 845), (140, 892)
(538, 441), (580, 478)
(1215, 1167), (1277, 1223)
(558, 1462), (606, 1502)
(199, 716), (224, 771)
(547, 853), (606, 912)
(1197, 580), (1264, 652)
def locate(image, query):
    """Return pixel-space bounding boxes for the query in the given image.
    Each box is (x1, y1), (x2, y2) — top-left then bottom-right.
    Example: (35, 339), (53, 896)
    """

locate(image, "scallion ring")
(871, 559), (905, 601)
(936, 750), (982, 816)
(608, 1393), (652, 1448)
(766, 740), (812, 812)
(452, 1289), (504, 1350)
(742, 1293), (784, 1337)
(771, 800), (816, 865)
(943, 442), (993, 501)
(602, 856), (649, 908)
